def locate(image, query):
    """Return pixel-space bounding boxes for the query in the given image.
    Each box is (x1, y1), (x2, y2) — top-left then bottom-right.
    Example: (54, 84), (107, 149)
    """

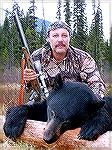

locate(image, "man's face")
(48, 28), (70, 55)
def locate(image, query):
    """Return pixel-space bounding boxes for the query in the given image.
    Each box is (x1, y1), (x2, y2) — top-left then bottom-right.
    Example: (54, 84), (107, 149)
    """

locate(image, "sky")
(0, 0), (112, 40)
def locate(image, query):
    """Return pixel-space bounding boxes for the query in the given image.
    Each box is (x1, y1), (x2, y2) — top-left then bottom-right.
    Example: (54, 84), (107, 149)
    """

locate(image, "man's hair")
(47, 21), (72, 37)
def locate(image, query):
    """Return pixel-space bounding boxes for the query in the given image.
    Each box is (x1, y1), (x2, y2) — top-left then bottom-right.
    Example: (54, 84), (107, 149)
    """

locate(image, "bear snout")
(43, 131), (58, 144)
(43, 118), (62, 144)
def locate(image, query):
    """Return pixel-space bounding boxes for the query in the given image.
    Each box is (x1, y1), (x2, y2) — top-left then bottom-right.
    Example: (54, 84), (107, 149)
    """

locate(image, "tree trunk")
(0, 115), (112, 149)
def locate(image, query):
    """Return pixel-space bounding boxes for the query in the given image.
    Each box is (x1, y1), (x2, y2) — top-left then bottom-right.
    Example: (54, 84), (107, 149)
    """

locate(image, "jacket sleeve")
(80, 54), (106, 98)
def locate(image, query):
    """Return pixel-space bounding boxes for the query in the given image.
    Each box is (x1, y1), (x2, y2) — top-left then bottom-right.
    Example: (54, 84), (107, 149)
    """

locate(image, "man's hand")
(24, 68), (37, 81)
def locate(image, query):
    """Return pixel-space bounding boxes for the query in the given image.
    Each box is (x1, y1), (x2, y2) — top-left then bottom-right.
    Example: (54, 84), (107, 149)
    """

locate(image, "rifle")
(14, 10), (49, 103)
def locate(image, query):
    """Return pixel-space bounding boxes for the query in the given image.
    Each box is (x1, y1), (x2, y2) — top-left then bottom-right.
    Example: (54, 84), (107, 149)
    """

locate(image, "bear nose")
(43, 128), (53, 140)
(43, 118), (61, 144)
(43, 132), (58, 144)
(43, 124), (58, 144)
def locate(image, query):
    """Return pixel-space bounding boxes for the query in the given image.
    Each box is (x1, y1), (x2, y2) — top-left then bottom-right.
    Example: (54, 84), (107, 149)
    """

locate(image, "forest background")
(0, 0), (112, 80)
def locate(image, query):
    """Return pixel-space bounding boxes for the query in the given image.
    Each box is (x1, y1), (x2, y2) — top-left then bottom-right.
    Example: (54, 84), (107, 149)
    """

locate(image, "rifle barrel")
(14, 10), (30, 54)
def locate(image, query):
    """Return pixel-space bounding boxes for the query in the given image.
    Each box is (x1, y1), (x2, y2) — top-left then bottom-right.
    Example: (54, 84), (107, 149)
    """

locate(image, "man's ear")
(53, 74), (63, 90)
(88, 100), (105, 113)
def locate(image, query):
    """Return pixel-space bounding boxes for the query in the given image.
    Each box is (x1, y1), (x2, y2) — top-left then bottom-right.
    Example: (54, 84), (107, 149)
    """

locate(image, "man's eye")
(62, 34), (67, 37)
(53, 34), (58, 37)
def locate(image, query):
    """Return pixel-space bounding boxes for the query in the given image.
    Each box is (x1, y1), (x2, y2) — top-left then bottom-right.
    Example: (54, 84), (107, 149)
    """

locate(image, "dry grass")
(0, 140), (37, 150)
(0, 83), (37, 149)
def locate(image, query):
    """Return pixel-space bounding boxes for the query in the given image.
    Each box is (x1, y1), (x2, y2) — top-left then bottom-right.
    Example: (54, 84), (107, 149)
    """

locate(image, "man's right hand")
(24, 68), (37, 81)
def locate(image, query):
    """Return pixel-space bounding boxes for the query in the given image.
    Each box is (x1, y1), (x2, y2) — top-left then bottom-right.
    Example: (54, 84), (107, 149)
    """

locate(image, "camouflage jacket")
(30, 44), (106, 98)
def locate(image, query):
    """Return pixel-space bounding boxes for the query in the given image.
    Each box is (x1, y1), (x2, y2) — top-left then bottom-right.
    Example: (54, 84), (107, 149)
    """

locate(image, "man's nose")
(57, 35), (63, 41)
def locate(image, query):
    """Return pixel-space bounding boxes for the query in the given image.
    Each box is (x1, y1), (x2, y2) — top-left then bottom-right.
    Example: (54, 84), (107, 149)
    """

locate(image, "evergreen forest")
(0, 0), (112, 83)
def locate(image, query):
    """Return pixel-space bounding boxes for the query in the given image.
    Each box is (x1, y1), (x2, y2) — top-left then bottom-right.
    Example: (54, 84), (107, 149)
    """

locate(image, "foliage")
(1, 17), (10, 65)
(63, 0), (72, 27)
(86, 2), (106, 71)
(27, 0), (45, 52)
(71, 0), (88, 51)
(0, 26), (2, 51)
(56, 0), (62, 20)
(108, 26), (112, 68)
(0, 0), (111, 72)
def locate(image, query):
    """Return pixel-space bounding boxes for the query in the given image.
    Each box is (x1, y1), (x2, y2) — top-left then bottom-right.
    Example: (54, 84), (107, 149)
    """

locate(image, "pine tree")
(12, 2), (26, 64)
(0, 25), (4, 67)
(10, 20), (23, 63)
(72, 0), (88, 50)
(26, 0), (42, 53)
(87, 2), (106, 71)
(0, 25), (2, 53)
(8, 16), (15, 68)
(2, 17), (10, 67)
(63, 0), (72, 27)
(56, 0), (62, 20)
(108, 26), (112, 69)
(40, 0), (47, 45)
(28, 0), (37, 29)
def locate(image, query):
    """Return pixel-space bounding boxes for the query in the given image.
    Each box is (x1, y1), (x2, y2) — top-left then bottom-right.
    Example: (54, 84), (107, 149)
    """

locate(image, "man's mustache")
(55, 42), (66, 48)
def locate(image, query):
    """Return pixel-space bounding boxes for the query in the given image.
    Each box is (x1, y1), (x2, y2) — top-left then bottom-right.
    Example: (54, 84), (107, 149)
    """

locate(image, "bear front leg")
(3, 100), (47, 140)
(3, 105), (29, 140)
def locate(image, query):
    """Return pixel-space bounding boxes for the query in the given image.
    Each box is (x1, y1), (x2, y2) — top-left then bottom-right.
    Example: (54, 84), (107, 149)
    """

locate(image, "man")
(24, 21), (106, 99)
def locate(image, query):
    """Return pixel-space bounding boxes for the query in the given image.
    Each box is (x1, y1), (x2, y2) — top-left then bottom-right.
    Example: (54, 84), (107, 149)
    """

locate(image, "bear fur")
(3, 74), (112, 144)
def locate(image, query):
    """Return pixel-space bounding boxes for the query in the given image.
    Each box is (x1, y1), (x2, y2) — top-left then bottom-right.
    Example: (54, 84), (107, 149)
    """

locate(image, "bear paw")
(3, 105), (28, 139)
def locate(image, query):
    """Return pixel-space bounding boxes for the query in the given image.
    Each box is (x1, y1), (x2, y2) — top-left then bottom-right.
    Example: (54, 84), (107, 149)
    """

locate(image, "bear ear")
(88, 100), (105, 113)
(53, 74), (63, 90)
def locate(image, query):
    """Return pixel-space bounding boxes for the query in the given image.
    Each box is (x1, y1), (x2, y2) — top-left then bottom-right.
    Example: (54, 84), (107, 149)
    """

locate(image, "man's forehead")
(49, 28), (69, 34)
(47, 21), (72, 37)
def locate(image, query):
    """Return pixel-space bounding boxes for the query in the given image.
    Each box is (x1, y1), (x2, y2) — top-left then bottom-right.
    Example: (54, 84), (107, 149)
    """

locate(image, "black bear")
(3, 74), (112, 144)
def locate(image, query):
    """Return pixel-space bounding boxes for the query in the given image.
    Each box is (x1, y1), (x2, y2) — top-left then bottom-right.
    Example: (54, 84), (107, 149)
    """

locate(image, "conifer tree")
(0, 25), (3, 69)
(27, 0), (42, 53)
(108, 26), (112, 69)
(12, 3), (25, 64)
(28, 0), (37, 29)
(2, 17), (11, 67)
(40, 0), (47, 45)
(63, 0), (72, 27)
(87, 1), (106, 71)
(0, 25), (2, 54)
(56, 0), (62, 20)
(72, 0), (88, 50)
